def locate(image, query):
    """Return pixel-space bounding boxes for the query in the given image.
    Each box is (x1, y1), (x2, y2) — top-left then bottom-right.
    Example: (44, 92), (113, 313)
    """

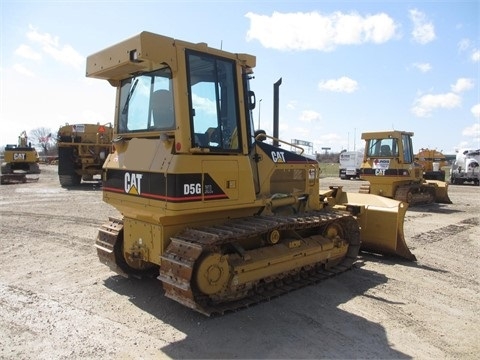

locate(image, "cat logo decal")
(124, 173), (143, 195)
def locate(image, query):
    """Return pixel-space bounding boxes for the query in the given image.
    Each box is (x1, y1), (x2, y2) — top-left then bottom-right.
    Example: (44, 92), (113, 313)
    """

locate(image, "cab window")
(186, 51), (240, 151)
(118, 67), (174, 133)
(367, 138), (398, 157)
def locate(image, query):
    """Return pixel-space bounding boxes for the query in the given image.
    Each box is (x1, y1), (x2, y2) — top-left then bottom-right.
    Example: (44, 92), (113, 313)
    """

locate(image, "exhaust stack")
(273, 78), (282, 147)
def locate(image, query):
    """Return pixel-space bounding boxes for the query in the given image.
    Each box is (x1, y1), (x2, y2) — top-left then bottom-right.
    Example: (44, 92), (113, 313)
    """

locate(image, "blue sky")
(1, 0), (479, 155)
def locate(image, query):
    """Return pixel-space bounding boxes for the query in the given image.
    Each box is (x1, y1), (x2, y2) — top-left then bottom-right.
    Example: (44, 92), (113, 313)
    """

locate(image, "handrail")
(255, 133), (305, 155)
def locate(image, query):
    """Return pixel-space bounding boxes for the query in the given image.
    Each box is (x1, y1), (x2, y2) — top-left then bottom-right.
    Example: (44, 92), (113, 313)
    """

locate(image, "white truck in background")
(339, 150), (363, 180)
(450, 149), (480, 186)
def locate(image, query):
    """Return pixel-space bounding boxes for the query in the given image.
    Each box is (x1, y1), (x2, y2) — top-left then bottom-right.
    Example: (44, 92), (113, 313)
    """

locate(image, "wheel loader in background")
(359, 130), (452, 205)
(56, 123), (113, 187)
(87, 31), (415, 316)
(415, 148), (448, 181)
(1, 131), (40, 185)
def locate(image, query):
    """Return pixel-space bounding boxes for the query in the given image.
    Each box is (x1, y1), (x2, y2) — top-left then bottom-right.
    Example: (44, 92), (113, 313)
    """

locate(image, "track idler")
(95, 216), (157, 278)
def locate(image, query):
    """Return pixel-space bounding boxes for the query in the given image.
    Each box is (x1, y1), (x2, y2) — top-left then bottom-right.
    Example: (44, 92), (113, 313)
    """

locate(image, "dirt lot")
(0, 164), (478, 359)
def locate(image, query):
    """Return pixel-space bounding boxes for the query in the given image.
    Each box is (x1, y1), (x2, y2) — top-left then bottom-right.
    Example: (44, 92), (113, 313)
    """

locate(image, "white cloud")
(472, 49), (480, 62)
(451, 78), (474, 93)
(411, 92), (461, 117)
(13, 63), (35, 77)
(15, 44), (41, 61)
(245, 11), (398, 51)
(411, 79), (473, 118)
(318, 76), (358, 93)
(413, 62), (432, 72)
(409, 9), (436, 44)
(471, 104), (480, 118)
(26, 25), (84, 69)
(363, 13), (397, 43)
(456, 39), (479, 63)
(462, 123), (480, 138)
(299, 110), (321, 123)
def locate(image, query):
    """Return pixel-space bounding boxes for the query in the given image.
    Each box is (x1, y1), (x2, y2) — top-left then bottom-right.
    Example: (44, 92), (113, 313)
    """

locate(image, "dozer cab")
(87, 32), (415, 316)
(359, 130), (451, 205)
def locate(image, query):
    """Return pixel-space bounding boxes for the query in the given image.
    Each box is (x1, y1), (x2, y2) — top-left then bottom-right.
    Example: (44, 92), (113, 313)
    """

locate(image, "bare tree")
(316, 151), (341, 163)
(29, 127), (56, 155)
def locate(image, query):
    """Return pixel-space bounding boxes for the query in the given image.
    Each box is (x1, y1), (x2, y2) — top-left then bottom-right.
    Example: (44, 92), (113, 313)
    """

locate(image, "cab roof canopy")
(361, 130), (414, 140)
(86, 31), (256, 86)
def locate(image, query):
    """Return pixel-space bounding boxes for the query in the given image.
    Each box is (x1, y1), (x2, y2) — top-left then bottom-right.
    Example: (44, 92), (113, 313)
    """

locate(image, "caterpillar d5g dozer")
(359, 130), (452, 206)
(87, 32), (414, 316)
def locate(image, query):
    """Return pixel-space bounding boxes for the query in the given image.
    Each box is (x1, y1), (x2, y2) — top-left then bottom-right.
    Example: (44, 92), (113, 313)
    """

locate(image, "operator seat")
(380, 145), (392, 156)
(151, 89), (174, 129)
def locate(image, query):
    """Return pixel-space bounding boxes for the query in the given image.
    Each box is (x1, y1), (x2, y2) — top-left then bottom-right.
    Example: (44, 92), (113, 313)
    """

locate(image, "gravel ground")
(0, 164), (478, 359)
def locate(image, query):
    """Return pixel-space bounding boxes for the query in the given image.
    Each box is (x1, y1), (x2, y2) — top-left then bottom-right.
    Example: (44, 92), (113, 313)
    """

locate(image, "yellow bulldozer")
(359, 130), (451, 205)
(1, 131), (40, 184)
(87, 31), (415, 316)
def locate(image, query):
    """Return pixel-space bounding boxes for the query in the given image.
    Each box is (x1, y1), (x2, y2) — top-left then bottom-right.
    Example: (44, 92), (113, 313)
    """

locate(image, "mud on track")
(0, 164), (478, 359)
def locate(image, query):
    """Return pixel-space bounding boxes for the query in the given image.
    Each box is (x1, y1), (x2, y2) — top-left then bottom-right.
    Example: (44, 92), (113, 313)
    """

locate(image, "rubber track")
(159, 211), (360, 316)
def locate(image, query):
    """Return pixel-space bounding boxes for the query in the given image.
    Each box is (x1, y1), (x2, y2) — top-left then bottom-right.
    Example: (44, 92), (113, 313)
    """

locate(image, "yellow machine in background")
(56, 123), (113, 187)
(360, 130), (451, 205)
(415, 148), (448, 181)
(87, 32), (415, 316)
(1, 131), (40, 184)
(2, 131), (40, 174)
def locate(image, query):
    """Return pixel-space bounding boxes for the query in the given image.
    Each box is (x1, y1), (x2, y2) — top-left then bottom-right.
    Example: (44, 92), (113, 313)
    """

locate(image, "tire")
(59, 174), (81, 187)
(58, 147), (81, 187)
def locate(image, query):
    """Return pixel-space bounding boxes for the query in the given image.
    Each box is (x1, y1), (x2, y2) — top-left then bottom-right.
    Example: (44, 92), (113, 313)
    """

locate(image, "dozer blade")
(425, 180), (452, 204)
(327, 188), (416, 261)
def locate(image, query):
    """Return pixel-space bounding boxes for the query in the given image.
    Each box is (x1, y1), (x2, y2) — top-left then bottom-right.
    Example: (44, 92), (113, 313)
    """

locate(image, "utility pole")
(257, 99), (262, 129)
(354, 127), (356, 151)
